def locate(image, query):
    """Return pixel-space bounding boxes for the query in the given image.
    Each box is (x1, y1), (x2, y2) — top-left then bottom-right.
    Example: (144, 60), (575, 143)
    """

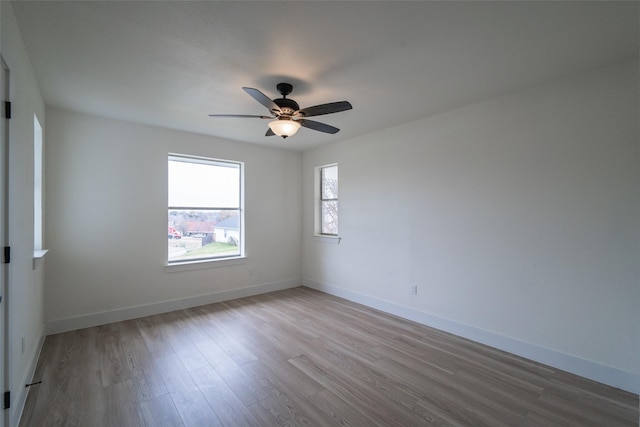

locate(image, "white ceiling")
(10, 1), (638, 151)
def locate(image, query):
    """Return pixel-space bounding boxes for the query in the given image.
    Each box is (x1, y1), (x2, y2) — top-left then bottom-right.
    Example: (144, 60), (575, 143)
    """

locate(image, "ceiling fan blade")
(209, 114), (273, 119)
(298, 119), (340, 134)
(243, 87), (282, 114)
(265, 128), (276, 137)
(295, 101), (352, 118)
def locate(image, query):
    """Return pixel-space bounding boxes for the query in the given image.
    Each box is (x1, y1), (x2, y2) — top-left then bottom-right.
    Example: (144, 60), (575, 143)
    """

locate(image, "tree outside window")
(320, 164), (338, 235)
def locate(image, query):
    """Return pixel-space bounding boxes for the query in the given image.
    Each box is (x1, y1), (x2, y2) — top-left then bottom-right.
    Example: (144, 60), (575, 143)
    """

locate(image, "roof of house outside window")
(215, 216), (239, 230)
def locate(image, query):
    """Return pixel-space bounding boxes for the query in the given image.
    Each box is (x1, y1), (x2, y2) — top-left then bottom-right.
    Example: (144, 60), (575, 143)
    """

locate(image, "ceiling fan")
(209, 83), (352, 139)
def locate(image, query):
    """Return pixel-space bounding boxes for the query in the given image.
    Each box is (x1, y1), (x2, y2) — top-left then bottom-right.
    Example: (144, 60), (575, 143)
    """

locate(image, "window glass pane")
(168, 158), (239, 208)
(168, 209), (240, 261)
(321, 165), (338, 200)
(168, 154), (242, 263)
(321, 200), (338, 235)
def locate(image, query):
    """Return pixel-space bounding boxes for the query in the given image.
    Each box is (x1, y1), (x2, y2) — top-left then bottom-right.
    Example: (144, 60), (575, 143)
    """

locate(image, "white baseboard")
(303, 278), (639, 395)
(12, 333), (45, 427)
(45, 279), (301, 335)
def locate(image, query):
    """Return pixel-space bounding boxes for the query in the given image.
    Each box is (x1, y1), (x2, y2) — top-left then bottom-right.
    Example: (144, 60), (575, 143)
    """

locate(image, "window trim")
(33, 114), (48, 265)
(167, 153), (244, 266)
(315, 163), (339, 238)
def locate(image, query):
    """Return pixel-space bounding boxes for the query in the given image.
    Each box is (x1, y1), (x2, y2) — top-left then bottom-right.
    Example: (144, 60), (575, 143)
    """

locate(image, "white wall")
(303, 60), (639, 393)
(1, 2), (47, 425)
(44, 109), (302, 331)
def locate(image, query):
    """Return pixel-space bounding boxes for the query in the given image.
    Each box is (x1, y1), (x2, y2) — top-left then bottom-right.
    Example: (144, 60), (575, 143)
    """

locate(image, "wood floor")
(20, 287), (638, 427)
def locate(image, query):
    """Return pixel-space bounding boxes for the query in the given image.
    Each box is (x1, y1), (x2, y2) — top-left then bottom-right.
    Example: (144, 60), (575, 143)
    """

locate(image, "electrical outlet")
(410, 285), (418, 295)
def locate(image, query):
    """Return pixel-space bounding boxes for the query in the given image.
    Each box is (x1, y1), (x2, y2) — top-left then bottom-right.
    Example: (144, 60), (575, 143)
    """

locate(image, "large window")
(168, 154), (243, 263)
(320, 164), (338, 235)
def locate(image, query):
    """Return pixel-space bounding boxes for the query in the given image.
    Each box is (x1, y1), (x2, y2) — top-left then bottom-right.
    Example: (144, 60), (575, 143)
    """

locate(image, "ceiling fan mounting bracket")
(276, 82), (293, 97)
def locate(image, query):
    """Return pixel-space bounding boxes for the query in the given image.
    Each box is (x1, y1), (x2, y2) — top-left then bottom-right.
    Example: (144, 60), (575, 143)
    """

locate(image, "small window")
(168, 154), (243, 263)
(34, 115), (43, 251)
(320, 164), (338, 235)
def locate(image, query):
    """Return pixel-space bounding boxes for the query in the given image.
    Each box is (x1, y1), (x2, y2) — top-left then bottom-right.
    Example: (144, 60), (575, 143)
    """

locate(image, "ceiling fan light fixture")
(268, 118), (301, 138)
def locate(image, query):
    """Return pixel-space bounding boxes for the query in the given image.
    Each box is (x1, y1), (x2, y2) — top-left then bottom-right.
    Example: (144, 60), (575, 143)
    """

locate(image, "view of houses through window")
(168, 154), (243, 262)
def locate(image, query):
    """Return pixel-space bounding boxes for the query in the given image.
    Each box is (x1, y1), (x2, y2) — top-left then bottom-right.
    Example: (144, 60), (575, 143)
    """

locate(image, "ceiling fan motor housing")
(273, 83), (299, 116)
(273, 97), (300, 116)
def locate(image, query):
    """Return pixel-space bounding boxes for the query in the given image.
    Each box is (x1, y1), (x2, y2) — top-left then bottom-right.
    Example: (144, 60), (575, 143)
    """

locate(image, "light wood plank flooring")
(20, 287), (638, 426)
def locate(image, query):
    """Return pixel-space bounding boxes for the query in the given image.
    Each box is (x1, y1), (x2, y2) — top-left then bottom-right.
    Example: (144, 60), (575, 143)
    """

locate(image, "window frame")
(316, 163), (339, 238)
(167, 153), (244, 266)
(33, 115), (48, 262)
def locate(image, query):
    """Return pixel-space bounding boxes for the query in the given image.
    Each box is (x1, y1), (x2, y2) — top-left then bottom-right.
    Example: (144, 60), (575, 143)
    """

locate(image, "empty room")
(1, 1), (638, 426)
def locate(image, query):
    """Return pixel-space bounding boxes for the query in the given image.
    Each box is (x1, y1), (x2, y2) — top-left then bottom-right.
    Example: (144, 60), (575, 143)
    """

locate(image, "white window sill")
(165, 256), (247, 273)
(33, 249), (49, 259)
(313, 235), (341, 244)
(33, 249), (49, 270)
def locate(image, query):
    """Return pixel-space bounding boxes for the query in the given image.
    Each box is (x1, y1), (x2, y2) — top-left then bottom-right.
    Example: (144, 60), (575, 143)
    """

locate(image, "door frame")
(0, 54), (9, 427)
